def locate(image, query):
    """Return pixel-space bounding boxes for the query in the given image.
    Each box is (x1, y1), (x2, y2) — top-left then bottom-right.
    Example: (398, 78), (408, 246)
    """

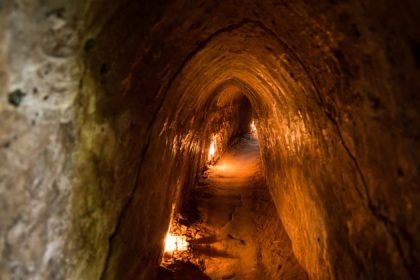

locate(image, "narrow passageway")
(194, 133), (263, 279)
(160, 133), (307, 279)
(2, 2), (418, 279)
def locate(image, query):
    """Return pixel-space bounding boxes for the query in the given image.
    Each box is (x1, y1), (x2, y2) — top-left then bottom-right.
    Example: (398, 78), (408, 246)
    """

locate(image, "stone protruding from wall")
(0, 1), (85, 279)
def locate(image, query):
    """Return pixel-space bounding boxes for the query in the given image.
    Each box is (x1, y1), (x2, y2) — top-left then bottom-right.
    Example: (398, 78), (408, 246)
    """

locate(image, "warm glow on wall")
(208, 135), (217, 161)
(250, 120), (257, 133)
(164, 233), (189, 253)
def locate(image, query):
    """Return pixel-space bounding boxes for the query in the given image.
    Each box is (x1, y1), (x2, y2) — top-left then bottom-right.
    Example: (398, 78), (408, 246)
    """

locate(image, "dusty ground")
(159, 134), (307, 279)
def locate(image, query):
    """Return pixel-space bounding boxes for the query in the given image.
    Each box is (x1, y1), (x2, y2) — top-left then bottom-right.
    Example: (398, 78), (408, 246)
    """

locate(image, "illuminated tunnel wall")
(0, 1), (419, 279)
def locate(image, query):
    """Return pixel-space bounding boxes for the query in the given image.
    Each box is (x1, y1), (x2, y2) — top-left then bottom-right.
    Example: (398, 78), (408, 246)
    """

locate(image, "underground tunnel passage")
(0, 1), (419, 280)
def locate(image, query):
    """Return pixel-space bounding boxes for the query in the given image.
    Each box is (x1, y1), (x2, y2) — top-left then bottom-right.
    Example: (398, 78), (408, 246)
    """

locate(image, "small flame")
(250, 120), (257, 133)
(208, 135), (217, 161)
(164, 233), (189, 253)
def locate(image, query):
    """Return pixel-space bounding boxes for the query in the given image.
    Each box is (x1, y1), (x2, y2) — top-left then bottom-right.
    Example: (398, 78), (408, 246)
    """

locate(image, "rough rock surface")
(0, 0), (419, 279)
(0, 1), (84, 279)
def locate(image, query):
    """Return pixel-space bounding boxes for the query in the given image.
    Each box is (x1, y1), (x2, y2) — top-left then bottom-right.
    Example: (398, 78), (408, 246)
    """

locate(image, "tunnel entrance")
(157, 109), (307, 279)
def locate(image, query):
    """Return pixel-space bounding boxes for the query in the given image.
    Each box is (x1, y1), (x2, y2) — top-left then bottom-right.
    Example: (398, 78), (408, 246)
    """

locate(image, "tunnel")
(1, 0), (419, 279)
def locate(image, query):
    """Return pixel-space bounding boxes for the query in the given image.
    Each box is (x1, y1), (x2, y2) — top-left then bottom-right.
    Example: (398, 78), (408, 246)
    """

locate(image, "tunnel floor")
(158, 134), (307, 279)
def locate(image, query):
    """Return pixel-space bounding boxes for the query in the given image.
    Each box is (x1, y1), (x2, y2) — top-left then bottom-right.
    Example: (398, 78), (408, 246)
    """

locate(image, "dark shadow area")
(157, 261), (211, 280)
(191, 245), (236, 259)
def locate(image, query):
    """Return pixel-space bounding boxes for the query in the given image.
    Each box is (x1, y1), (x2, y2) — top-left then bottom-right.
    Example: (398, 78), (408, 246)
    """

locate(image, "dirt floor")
(158, 134), (307, 279)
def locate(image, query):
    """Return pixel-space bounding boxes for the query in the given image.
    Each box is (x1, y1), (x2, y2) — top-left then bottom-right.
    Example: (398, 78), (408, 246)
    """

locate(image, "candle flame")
(250, 120), (257, 133)
(164, 233), (189, 253)
(208, 135), (217, 161)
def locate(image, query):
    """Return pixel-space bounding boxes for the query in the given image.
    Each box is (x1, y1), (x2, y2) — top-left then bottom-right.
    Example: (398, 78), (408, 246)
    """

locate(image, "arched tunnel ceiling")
(0, 0), (419, 279)
(149, 20), (418, 279)
(85, 1), (419, 278)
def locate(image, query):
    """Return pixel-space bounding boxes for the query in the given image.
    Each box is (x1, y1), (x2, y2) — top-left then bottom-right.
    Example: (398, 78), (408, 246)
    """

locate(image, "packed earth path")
(159, 134), (307, 279)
